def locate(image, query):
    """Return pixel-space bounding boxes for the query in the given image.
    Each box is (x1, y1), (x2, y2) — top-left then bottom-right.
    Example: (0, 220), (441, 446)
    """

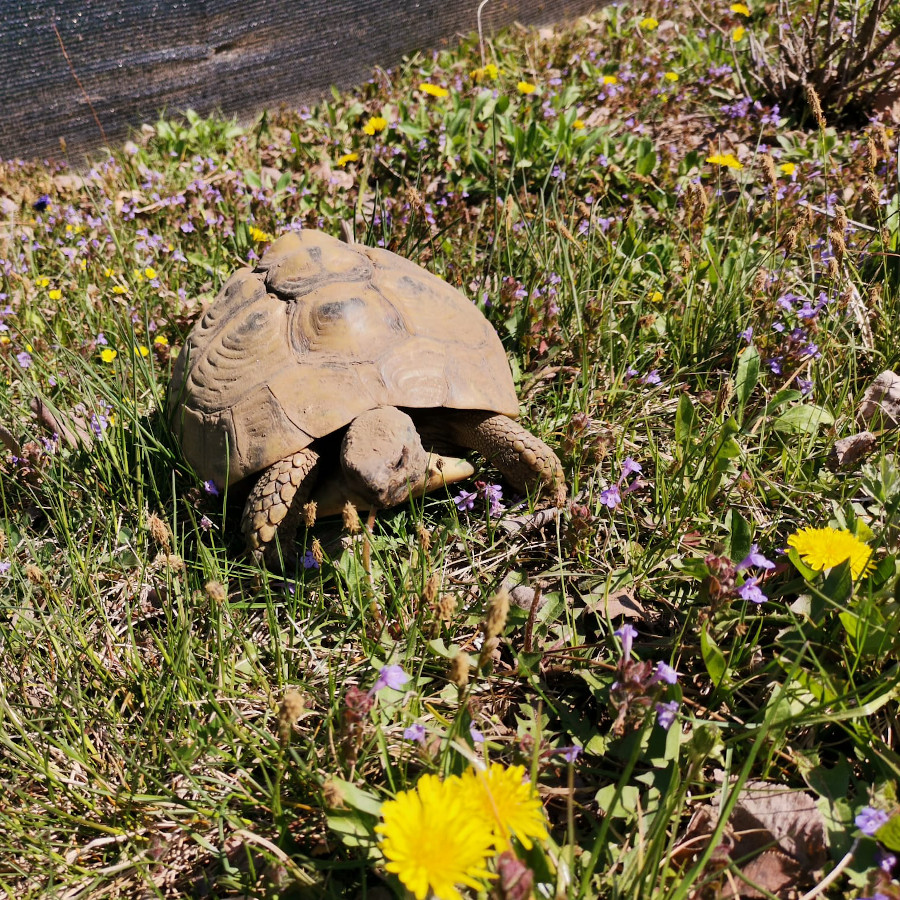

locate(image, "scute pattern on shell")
(169, 229), (519, 488)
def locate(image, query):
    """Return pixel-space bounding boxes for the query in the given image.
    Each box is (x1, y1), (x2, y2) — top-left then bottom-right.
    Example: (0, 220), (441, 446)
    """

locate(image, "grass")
(1, 0), (900, 897)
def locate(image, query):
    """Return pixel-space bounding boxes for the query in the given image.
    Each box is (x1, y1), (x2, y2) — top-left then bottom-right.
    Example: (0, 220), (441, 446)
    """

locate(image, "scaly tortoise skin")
(168, 229), (565, 565)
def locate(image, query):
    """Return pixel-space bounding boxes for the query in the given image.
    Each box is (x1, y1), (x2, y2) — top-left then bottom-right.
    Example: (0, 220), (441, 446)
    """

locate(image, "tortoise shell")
(168, 229), (519, 488)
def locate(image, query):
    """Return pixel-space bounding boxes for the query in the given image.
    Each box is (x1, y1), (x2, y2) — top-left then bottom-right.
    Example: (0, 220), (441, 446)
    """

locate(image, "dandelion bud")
(760, 153), (777, 189)
(835, 205), (848, 234)
(303, 500), (318, 528)
(341, 500), (359, 533)
(866, 135), (878, 171)
(805, 85), (826, 130)
(311, 537), (324, 565)
(147, 512), (171, 548)
(484, 587), (510, 640)
(278, 690), (305, 743)
(204, 580), (226, 603)
(449, 649), (470, 688)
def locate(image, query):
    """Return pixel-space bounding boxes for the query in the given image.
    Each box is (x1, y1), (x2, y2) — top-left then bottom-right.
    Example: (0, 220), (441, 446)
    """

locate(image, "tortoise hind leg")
(242, 448), (321, 568)
(444, 411), (566, 504)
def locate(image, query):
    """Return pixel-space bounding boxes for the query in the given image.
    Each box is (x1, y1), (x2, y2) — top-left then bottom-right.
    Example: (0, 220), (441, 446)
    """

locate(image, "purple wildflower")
(203, 479), (220, 497)
(16, 351), (32, 369)
(0, 561), (10, 574)
(600, 485), (622, 508)
(643, 370), (661, 386)
(404, 723), (426, 744)
(469, 722), (485, 743)
(371, 664), (409, 694)
(558, 745), (582, 763)
(738, 577), (767, 604)
(302, 549), (320, 569)
(199, 515), (214, 532)
(656, 701), (679, 729)
(653, 661), (680, 685)
(856, 806), (891, 836)
(740, 326), (753, 343)
(454, 488), (477, 511)
(736, 544), (775, 571)
(620, 457), (642, 478)
(614, 623), (637, 658)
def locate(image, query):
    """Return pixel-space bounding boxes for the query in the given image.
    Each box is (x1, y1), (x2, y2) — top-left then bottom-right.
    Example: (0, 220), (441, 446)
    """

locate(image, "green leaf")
(787, 546), (819, 581)
(700, 624), (729, 687)
(243, 169), (262, 190)
(822, 558), (853, 604)
(772, 404), (834, 434)
(725, 509), (751, 564)
(876, 815), (900, 851)
(734, 344), (759, 422)
(674, 393), (697, 460)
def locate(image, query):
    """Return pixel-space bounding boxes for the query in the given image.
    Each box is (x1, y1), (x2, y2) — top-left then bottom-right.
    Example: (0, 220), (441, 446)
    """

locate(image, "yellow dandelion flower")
(572, 118), (585, 129)
(459, 763), (548, 851)
(650, 290), (663, 302)
(362, 115), (388, 135)
(471, 63), (500, 81)
(603, 75), (618, 85)
(731, 2), (751, 14)
(419, 83), (449, 98)
(517, 81), (537, 94)
(336, 152), (359, 167)
(48, 289), (62, 301)
(100, 348), (117, 364)
(112, 285), (128, 295)
(248, 225), (274, 242)
(664, 71), (679, 82)
(153, 335), (169, 346)
(377, 774), (495, 900)
(144, 266), (157, 280)
(0, 336), (9, 346)
(779, 162), (796, 175)
(707, 152), (744, 169)
(787, 526), (873, 579)
(640, 16), (659, 29)
(137, 345), (150, 357)
(35, 276), (50, 288)
(732, 25), (746, 40)
(103, 268), (115, 278)
(78, 259), (87, 271)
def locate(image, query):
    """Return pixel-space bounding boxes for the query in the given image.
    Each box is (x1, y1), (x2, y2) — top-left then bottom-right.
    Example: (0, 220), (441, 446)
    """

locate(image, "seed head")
(416, 522), (432, 551)
(303, 500), (318, 529)
(422, 572), (439, 605)
(449, 649), (471, 688)
(278, 690), (305, 742)
(24, 563), (44, 585)
(311, 538), (324, 565)
(782, 225), (798, 253)
(147, 512), (171, 548)
(322, 778), (346, 808)
(875, 124), (890, 158)
(436, 592), (457, 623)
(829, 229), (845, 265)
(805, 85), (826, 129)
(864, 179), (880, 207)
(484, 587), (510, 640)
(341, 500), (360, 533)
(834, 205), (848, 234)
(204, 580), (227, 603)
(828, 256), (840, 279)
(679, 245), (692, 269)
(760, 153), (777, 189)
(752, 269), (767, 294)
(866, 134), (878, 171)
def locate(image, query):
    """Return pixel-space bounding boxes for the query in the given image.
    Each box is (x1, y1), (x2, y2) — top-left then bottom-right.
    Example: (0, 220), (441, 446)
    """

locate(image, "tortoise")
(168, 229), (565, 565)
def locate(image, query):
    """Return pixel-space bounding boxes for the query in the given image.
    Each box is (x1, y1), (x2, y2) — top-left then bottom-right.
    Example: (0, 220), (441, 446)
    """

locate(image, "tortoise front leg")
(445, 411), (566, 504)
(241, 447), (321, 567)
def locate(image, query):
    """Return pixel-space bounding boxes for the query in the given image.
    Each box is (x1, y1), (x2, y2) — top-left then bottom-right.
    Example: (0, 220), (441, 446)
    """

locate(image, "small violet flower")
(736, 544), (775, 572)
(302, 549), (320, 569)
(652, 661), (680, 685)
(656, 700), (680, 729)
(371, 664), (409, 694)
(856, 806), (891, 836)
(558, 745), (582, 763)
(403, 723), (426, 744)
(454, 488), (477, 511)
(738, 577), (767, 604)
(614, 623), (638, 658)
(203, 479), (220, 497)
(469, 722), (485, 743)
(600, 485), (621, 509)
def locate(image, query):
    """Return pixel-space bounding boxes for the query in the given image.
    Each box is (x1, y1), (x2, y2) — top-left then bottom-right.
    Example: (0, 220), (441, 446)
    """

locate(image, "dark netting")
(2, 0), (598, 161)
